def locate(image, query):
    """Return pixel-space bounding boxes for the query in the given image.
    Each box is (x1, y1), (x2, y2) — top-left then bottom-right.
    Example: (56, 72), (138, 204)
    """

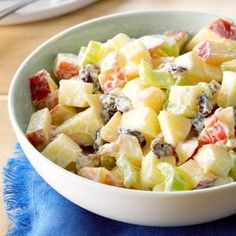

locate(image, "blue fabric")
(3, 144), (236, 236)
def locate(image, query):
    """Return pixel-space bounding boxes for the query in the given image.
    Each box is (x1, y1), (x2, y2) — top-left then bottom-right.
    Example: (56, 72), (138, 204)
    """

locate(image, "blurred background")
(0, 0), (234, 234)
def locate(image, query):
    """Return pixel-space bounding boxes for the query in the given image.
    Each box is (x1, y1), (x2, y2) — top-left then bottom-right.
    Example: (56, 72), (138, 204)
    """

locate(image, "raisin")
(78, 64), (100, 93)
(151, 139), (173, 157)
(196, 92), (213, 117)
(168, 64), (188, 74)
(93, 128), (106, 152)
(119, 128), (146, 147)
(192, 113), (205, 133)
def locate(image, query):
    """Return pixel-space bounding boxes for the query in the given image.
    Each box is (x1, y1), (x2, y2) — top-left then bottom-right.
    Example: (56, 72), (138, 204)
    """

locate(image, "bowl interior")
(10, 10), (223, 136)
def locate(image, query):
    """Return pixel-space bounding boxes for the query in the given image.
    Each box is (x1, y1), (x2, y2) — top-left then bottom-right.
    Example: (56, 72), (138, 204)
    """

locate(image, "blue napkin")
(3, 144), (236, 236)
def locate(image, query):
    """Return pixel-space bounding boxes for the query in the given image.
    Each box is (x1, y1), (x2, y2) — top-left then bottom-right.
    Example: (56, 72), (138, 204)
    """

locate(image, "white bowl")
(8, 10), (236, 226)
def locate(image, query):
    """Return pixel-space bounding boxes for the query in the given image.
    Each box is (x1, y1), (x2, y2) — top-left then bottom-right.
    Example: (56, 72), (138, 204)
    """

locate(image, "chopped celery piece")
(139, 60), (174, 89)
(117, 154), (141, 189)
(157, 162), (186, 191)
(100, 156), (116, 171)
(160, 36), (179, 57)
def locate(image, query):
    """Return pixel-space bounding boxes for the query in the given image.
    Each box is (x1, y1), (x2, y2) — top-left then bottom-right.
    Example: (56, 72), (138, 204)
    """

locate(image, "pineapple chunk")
(176, 138), (198, 165)
(26, 108), (51, 150)
(101, 112), (122, 142)
(120, 107), (160, 142)
(217, 71), (236, 107)
(55, 108), (103, 146)
(141, 151), (163, 189)
(193, 40), (236, 66)
(158, 110), (192, 147)
(174, 52), (222, 84)
(167, 83), (211, 118)
(53, 53), (79, 79)
(50, 104), (77, 126)
(79, 167), (123, 187)
(179, 159), (216, 189)
(221, 59), (236, 72)
(108, 33), (130, 51)
(42, 134), (82, 168)
(121, 39), (152, 65)
(59, 80), (93, 107)
(132, 86), (165, 113)
(194, 144), (232, 177)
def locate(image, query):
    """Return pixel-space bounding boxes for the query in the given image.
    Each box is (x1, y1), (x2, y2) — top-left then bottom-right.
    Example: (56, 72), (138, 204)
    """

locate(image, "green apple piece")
(139, 60), (174, 89)
(141, 151), (163, 189)
(229, 150), (236, 180)
(117, 154), (141, 189)
(158, 110), (192, 147)
(167, 83), (211, 118)
(179, 159), (216, 189)
(55, 107), (103, 146)
(157, 162), (186, 191)
(59, 80), (93, 107)
(160, 35), (179, 56)
(176, 138), (198, 165)
(117, 134), (143, 167)
(80, 41), (104, 66)
(211, 176), (234, 187)
(100, 156), (116, 171)
(120, 107), (160, 142)
(217, 71), (236, 107)
(194, 144), (232, 177)
(42, 134), (82, 168)
(221, 59), (236, 72)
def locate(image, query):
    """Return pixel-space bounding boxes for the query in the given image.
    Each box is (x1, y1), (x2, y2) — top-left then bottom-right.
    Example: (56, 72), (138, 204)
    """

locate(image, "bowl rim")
(8, 9), (236, 197)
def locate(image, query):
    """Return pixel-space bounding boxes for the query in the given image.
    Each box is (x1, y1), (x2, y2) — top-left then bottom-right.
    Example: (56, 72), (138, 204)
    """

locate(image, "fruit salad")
(26, 18), (236, 191)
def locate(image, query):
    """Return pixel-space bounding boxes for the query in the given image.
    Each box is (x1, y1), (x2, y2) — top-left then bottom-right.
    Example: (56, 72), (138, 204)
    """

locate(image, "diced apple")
(30, 70), (58, 103)
(217, 71), (236, 107)
(26, 108), (51, 150)
(83, 93), (103, 112)
(157, 162), (186, 191)
(100, 156), (116, 170)
(55, 107), (104, 146)
(139, 60), (174, 89)
(101, 112), (122, 142)
(42, 133), (82, 168)
(33, 91), (58, 110)
(221, 59), (236, 72)
(116, 154), (141, 189)
(53, 53), (80, 79)
(132, 86), (166, 113)
(193, 40), (236, 66)
(98, 67), (126, 93)
(194, 144), (232, 177)
(141, 151), (163, 189)
(176, 138), (199, 165)
(124, 61), (140, 80)
(164, 31), (189, 52)
(174, 52), (222, 84)
(211, 176), (233, 187)
(79, 167), (124, 187)
(59, 80), (93, 107)
(111, 166), (124, 180)
(229, 151), (236, 179)
(50, 104), (77, 126)
(158, 110), (192, 147)
(167, 83), (211, 118)
(120, 107), (160, 142)
(160, 156), (177, 166)
(108, 33), (130, 51)
(121, 39), (152, 65)
(117, 134), (143, 167)
(179, 159), (216, 189)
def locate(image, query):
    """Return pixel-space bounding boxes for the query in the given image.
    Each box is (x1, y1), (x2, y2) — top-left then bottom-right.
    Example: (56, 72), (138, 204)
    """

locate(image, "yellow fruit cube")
(217, 71), (236, 107)
(55, 108), (104, 146)
(59, 80), (93, 107)
(120, 107), (160, 142)
(42, 134), (82, 168)
(194, 144), (232, 177)
(101, 112), (122, 142)
(50, 104), (77, 126)
(26, 108), (51, 150)
(158, 110), (192, 147)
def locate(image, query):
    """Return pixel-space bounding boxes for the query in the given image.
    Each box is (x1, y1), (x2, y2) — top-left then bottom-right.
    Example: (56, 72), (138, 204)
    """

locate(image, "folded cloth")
(3, 144), (236, 236)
